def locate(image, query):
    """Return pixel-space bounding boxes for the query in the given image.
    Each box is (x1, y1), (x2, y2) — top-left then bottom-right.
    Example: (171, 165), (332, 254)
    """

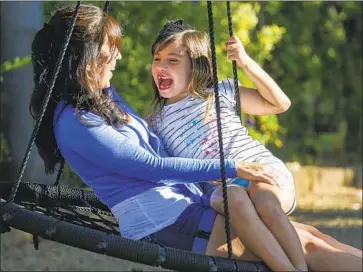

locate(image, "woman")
(29, 4), (361, 271)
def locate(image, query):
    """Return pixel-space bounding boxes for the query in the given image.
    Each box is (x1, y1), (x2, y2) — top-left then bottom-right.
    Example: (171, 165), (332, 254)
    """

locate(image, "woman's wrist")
(236, 161), (266, 181)
(236, 161), (254, 180)
(235, 161), (279, 186)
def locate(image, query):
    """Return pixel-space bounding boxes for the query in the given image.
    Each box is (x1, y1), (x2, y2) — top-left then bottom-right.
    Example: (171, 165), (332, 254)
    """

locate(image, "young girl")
(148, 20), (307, 271)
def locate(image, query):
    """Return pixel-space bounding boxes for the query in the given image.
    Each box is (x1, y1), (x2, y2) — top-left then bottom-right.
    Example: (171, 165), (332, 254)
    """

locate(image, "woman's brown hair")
(30, 4), (126, 173)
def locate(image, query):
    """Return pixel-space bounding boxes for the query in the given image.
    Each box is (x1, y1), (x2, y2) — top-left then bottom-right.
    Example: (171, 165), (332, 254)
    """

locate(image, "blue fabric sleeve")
(58, 111), (238, 185)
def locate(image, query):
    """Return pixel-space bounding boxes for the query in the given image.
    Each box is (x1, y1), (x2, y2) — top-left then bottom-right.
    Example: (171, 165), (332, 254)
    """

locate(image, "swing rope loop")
(207, 1), (234, 260)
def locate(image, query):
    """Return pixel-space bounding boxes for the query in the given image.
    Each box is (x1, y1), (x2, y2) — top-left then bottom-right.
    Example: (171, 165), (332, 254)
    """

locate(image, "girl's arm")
(226, 35), (291, 115)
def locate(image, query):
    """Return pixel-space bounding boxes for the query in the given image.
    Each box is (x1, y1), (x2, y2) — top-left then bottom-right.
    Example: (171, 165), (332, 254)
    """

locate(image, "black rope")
(54, 159), (65, 186)
(7, 1), (82, 203)
(27, 202), (41, 250)
(103, 1), (110, 13)
(206, 1), (233, 260)
(33, 234), (40, 249)
(226, 1), (243, 124)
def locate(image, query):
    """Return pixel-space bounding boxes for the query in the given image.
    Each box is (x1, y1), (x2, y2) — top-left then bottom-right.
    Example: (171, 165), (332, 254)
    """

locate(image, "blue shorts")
(203, 176), (296, 215)
(140, 202), (217, 253)
(203, 177), (251, 195)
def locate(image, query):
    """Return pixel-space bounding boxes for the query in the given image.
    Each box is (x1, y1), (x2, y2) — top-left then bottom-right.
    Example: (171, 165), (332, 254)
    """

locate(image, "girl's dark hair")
(30, 4), (126, 174)
(150, 19), (214, 116)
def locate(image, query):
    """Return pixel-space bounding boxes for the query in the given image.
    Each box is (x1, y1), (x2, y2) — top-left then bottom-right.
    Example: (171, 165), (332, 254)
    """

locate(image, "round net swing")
(0, 1), (269, 271)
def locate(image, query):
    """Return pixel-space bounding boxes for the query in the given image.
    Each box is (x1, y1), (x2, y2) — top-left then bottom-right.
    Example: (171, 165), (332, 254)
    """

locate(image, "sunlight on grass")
(296, 186), (362, 211)
(292, 183), (362, 228)
(290, 215), (362, 228)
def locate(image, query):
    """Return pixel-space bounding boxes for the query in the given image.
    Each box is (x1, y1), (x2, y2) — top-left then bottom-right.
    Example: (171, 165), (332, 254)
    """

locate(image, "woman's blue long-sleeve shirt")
(53, 86), (238, 239)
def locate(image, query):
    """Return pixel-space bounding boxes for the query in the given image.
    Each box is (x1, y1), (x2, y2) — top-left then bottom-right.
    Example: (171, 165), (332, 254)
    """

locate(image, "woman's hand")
(226, 35), (249, 68)
(236, 161), (280, 186)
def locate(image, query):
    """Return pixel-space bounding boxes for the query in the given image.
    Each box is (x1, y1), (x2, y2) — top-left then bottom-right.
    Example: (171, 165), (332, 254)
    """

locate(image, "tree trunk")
(0, 1), (56, 184)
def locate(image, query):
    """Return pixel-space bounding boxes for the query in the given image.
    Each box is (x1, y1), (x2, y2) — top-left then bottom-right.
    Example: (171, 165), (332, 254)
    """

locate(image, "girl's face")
(97, 40), (122, 89)
(152, 40), (192, 104)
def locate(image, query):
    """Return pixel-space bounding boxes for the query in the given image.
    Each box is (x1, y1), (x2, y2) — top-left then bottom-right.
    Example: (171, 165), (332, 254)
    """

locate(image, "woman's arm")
(57, 112), (238, 184)
(56, 108), (279, 186)
(226, 35), (291, 115)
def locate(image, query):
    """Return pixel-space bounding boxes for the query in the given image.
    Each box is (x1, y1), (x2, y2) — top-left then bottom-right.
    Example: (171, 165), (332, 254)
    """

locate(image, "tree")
(262, 1), (362, 164)
(0, 1), (56, 184)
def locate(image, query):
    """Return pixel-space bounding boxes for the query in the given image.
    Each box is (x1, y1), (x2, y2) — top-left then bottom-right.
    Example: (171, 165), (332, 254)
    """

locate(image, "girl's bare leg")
(292, 221), (363, 258)
(205, 213), (260, 260)
(248, 182), (308, 271)
(205, 210), (362, 271)
(296, 227), (362, 271)
(210, 185), (297, 271)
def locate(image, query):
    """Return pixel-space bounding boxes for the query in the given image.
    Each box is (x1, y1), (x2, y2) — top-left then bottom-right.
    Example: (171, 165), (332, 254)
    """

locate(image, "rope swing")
(0, 2), (268, 271)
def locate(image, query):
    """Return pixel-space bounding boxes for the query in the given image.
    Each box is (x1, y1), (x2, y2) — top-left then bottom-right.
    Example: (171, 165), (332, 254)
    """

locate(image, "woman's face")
(97, 40), (122, 89)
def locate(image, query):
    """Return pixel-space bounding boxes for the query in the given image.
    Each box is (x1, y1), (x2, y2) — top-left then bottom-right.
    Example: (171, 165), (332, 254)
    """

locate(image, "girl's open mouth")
(157, 73), (173, 90)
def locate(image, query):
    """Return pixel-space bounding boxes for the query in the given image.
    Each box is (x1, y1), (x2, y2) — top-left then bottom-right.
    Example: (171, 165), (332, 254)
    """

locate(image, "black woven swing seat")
(0, 181), (269, 271)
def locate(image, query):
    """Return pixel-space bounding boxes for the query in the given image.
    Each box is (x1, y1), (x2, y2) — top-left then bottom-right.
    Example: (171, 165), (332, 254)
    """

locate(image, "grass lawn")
(289, 183), (362, 250)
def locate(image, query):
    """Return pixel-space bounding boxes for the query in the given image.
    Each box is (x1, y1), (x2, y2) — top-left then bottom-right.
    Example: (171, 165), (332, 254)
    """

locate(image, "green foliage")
(0, 56), (32, 163)
(262, 1), (362, 163)
(0, 132), (11, 163)
(61, 164), (88, 188)
(212, 2), (286, 147)
(0, 56), (31, 82)
(4, 1), (360, 180)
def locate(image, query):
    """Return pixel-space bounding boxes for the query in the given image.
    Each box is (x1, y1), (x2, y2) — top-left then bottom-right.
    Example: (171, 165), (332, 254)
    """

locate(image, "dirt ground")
(1, 166), (362, 271)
